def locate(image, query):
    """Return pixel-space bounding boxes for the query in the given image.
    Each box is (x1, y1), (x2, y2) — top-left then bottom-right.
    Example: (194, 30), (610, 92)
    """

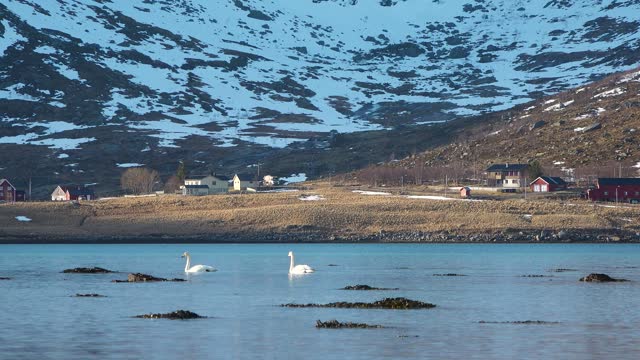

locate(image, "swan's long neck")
(289, 254), (295, 272)
(184, 255), (191, 272)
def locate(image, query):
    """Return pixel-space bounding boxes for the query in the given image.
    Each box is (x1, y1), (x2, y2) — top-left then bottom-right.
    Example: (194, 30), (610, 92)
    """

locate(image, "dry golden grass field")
(1, 182), (639, 242)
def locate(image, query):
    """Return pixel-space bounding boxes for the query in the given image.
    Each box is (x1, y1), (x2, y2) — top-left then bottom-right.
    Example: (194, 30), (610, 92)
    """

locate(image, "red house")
(0, 179), (16, 202)
(587, 178), (640, 203)
(530, 176), (567, 192)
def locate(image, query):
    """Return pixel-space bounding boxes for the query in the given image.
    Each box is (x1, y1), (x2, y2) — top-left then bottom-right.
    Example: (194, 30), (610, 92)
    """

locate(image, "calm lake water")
(1, 244), (639, 360)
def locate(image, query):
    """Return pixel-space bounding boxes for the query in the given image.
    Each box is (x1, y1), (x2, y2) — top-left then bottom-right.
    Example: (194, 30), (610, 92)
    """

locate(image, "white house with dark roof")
(486, 163), (529, 188)
(233, 174), (259, 191)
(182, 174), (230, 195)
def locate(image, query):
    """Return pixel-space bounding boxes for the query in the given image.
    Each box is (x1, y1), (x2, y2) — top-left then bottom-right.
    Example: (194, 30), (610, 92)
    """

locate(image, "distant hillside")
(352, 68), (640, 184)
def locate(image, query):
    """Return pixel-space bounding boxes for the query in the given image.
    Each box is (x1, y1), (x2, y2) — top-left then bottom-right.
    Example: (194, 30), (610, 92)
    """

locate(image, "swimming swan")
(288, 251), (314, 274)
(182, 252), (216, 273)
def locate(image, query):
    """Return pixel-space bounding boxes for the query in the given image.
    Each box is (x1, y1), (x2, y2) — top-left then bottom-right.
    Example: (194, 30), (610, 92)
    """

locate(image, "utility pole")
(445, 175), (448, 198)
(28, 177), (32, 201)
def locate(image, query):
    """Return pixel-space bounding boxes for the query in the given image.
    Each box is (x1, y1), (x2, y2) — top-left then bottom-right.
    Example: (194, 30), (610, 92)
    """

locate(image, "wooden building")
(587, 178), (640, 203)
(486, 163), (529, 188)
(459, 186), (471, 198)
(51, 185), (95, 201)
(530, 176), (567, 192)
(233, 174), (259, 191)
(183, 174), (230, 194)
(0, 179), (16, 202)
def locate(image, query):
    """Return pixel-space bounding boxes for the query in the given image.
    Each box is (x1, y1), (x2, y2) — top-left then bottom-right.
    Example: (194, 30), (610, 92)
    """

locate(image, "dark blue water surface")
(1, 244), (639, 360)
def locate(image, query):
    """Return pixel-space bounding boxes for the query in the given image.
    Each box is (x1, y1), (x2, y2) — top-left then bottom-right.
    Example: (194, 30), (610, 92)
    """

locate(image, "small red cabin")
(0, 179), (16, 202)
(530, 176), (567, 192)
(587, 178), (640, 203)
(459, 186), (471, 198)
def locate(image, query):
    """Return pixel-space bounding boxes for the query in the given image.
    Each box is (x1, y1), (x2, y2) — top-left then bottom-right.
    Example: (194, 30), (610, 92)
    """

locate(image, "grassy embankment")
(1, 183), (639, 242)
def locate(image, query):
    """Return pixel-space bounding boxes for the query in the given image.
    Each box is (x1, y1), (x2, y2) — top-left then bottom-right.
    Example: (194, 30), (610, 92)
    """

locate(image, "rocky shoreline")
(1, 228), (639, 244)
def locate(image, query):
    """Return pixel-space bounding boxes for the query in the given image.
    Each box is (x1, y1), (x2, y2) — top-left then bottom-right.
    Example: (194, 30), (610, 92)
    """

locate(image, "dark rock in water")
(74, 293), (106, 297)
(479, 320), (559, 325)
(63, 267), (114, 274)
(551, 268), (577, 272)
(316, 319), (382, 329)
(0, 277), (11, 280)
(520, 275), (553, 278)
(282, 297), (435, 309)
(112, 273), (186, 283)
(327, 264), (339, 267)
(579, 273), (628, 282)
(134, 310), (205, 320)
(341, 284), (399, 291)
(433, 273), (467, 277)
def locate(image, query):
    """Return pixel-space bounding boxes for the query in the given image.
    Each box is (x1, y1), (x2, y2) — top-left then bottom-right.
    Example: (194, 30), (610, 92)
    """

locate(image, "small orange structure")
(459, 186), (471, 198)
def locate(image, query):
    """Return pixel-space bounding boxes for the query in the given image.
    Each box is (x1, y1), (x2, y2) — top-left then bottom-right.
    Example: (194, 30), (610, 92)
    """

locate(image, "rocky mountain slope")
(369, 67), (640, 183)
(1, 0), (640, 194)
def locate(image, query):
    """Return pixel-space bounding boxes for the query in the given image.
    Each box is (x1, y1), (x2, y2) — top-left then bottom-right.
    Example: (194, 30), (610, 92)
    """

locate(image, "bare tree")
(163, 175), (181, 193)
(121, 168), (159, 194)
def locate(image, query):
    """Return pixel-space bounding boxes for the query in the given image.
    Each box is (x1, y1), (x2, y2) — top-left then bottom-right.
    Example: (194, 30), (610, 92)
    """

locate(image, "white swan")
(182, 252), (216, 273)
(288, 251), (314, 274)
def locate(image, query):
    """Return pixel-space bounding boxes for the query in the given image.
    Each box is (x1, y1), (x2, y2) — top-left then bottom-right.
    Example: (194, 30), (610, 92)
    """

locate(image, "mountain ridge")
(1, 0), (640, 195)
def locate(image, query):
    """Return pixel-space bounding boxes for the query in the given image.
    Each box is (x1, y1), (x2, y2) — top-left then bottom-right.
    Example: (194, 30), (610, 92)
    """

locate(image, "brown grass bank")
(1, 183), (639, 243)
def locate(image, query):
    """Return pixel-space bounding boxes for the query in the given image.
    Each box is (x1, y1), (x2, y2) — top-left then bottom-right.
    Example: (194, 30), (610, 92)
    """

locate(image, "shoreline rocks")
(0, 277), (11, 280)
(282, 297), (436, 309)
(579, 273), (629, 282)
(3, 228), (639, 244)
(112, 273), (186, 283)
(63, 267), (114, 274)
(134, 310), (205, 320)
(341, 284), (399, 291)
(520, 275), (553, 278)
(316, 320), (382, 329)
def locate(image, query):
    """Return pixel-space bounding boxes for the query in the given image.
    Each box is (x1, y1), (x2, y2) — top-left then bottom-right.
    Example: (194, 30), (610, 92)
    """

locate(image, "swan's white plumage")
(288, 251), (314, 274)
(182, 252), (217, 273)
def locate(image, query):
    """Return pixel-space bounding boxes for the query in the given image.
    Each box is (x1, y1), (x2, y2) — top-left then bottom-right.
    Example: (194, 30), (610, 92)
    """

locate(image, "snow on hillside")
(1, 0), (640, 151)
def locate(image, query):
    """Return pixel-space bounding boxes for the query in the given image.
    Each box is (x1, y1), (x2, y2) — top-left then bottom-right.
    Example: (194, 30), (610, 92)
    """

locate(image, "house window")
(635, 192), (640, 196)
(624, 191), (628, 196)
(212, 181), (217, 185)
(604, 191), (609, 196)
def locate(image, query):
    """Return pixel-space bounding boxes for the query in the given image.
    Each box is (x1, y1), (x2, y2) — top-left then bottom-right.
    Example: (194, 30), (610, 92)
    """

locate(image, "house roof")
(184, 185), (209, 189)
(59, 185), (95, 196)
(0, 179), (15, 189)
(486, 163), (529, 172)
(234, 173), (257, 181)
(186, 174), (231, 181)
(531, 176), (567, 186)
(597, 178), (640, 186)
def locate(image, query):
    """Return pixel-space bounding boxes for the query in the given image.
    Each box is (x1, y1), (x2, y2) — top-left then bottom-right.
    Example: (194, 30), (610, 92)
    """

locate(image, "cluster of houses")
(484, 163), (640, 203)
(2, 165), (640, 204)
(181, 173), (269, 196)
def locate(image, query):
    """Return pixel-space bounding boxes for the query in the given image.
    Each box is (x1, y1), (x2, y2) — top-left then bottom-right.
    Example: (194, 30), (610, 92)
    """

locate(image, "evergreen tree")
(528, 160), (544, 179)
(176, 161), (186, 182)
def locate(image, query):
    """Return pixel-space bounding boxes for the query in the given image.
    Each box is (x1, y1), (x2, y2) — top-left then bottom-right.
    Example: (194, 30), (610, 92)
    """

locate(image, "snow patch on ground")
(116, 163), (144, 168)
(281, 173), (307, 183)
(352, 190), (391, 196)
(298, 195), (324, 201)
(15, 216), (31, 222)
(594, 87), (624, 98)
(543, 103), (562, 112)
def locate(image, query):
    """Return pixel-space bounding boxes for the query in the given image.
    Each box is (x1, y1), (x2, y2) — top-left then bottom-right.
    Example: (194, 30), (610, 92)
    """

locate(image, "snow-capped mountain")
(0, 0), (639, 193)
